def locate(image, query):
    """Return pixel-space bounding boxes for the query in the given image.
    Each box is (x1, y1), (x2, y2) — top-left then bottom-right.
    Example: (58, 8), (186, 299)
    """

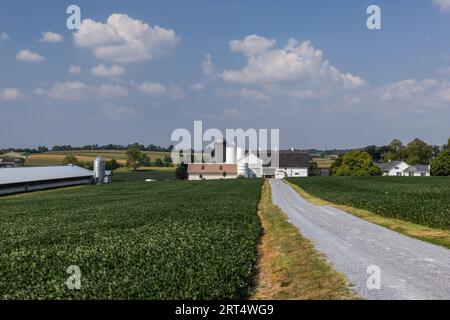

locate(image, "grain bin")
(226, 142), (236, 164)
(94, 156), (106, 184)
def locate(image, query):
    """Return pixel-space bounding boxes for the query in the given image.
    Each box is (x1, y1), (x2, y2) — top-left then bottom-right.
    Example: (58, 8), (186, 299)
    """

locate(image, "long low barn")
(0, 165), (95, 196)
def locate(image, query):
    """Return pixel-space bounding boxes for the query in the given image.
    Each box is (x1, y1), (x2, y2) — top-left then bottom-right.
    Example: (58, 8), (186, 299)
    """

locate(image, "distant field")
(288, 177), (450, 230)
(25, 150), (171, 166)
(312, 158), (334, 169)
(0, 175), (262, 299)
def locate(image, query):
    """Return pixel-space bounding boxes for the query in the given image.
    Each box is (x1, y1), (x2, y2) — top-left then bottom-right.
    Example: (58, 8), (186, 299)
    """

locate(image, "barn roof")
(0, 165), (94, 185)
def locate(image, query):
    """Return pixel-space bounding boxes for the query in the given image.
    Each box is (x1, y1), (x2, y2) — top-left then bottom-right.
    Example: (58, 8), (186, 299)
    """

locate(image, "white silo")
(94, 156), (106, 184)
(236, 146), (245, 162)
(226, 142), (236, 164)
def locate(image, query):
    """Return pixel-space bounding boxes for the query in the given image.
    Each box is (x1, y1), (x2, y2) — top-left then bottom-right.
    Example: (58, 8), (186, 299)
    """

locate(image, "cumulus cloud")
(230, 35), (276, 56)
(73, 13), (180, 63)
(91, 64), (125, 77)
(0, 32), (9, 40)
(39, 31), (63, 43)
(202, 54), (216, 77)
(35, 82), (128, 100)
(169, 85), (185, 100)
(215, 88), (270, 102)
(190, 82), (205, 91)
(221, 36), (366, 89)
(433, 0), (450, 12)
(0, 88), (24, 101)
(16, 49), (45, 63)
(380, 79), (439, 101)
(101, 104), (136, 120)
(69, 65), (81, 75)
(135, 81), (167, 96)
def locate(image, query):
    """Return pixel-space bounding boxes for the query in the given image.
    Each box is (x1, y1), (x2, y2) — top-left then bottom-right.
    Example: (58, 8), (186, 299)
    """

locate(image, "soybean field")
(288, 177), (450, 230)
(0, 174), (262, 299)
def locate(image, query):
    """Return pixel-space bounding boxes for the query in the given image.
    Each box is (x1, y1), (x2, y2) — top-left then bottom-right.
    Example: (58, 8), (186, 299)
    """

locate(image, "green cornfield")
(288, 177), (450, 230)
(0, 175), (262, 299)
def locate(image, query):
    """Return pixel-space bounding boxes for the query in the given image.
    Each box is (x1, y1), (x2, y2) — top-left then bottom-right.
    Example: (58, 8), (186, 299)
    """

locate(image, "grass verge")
(252, 180), (356, 300)
(285, 180), (450, 249)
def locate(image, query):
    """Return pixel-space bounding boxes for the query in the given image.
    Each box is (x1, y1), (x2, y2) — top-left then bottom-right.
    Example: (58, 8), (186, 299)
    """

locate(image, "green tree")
(163, 155), (173, 167)
(106, 159), (121, 171)
(175, 162), (188, 180)
(62, 155), (79, 166)
(331, 151), (381, 176)
(153, 158), (164, 167)
(126, 147), (144, 171)
(404, 138), (433, 164)
(444, 137), (450, 150)
(431, 150), (450, 176)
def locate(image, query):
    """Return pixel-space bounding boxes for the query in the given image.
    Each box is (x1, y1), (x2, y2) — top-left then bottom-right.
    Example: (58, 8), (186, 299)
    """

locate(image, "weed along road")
(269, 179), (450, 300)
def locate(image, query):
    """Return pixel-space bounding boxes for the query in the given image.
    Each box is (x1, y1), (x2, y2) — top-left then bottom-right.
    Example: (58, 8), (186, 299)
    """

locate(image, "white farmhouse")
(375, 161), (430, 177)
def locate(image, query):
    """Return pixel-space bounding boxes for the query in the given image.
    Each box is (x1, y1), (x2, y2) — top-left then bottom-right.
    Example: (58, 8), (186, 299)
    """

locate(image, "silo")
(236, 147), (245, 162)
(214, 139), (225, 163)
(238, 162), (249, 178)
(94, 156), (106, 184)
(226, 142), (236, 164)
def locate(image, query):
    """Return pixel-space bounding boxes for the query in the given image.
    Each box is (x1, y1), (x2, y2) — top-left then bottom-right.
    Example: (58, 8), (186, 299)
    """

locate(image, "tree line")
(325, 137), (450, 176)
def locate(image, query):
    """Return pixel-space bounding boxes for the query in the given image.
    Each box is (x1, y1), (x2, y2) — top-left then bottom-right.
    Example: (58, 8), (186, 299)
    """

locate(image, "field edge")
(251, 180), (357, 300)
(284, 180), (450, 250)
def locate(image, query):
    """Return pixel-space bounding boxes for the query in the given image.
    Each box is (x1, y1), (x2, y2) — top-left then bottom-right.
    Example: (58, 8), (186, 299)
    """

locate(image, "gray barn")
(0, 165), (94, 196)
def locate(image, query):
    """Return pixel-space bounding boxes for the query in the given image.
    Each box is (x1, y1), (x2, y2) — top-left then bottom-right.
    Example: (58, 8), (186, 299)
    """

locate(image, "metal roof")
(374, 161), (404, 172)
(0, 166), (94, 185)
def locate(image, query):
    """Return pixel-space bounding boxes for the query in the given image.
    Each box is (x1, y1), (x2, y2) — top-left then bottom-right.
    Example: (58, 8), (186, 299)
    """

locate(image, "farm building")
(0, 162), (112, 196)
(187, 141), (309, 180)
(375, 161), (431, 177)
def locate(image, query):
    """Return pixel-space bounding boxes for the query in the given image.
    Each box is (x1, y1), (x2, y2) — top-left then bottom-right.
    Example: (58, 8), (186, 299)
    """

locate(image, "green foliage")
(106, 159), (121, 171)
(431, 150), (450, 176)
(288, 177), (450, 229)
(330, 151), (381, 176)
(0, 176), (262, 299)
(62, 155), (79, 166)
(175, 162), (188, 180)
(153, 158), (164, 167)
(386, 138), (433, 164)
(125, 147), (144, 170)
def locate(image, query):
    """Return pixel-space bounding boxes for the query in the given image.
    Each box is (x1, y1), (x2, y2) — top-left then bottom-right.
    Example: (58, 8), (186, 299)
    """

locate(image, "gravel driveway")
(270, 179), (450, 300)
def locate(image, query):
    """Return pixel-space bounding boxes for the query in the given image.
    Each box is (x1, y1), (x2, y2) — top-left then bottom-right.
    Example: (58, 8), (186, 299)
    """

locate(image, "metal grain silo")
(226, 142), (236, 164)
(94, 156), (106, 183)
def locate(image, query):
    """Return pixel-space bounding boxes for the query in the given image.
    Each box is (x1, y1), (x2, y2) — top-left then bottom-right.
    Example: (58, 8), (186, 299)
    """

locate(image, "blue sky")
(1, 0), (450, 149)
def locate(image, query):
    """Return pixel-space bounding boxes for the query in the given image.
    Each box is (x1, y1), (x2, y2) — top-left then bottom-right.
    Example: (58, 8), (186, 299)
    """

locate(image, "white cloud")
(202, 54), (216, 77)
(35, 82), (128, 100)
(380, 79), (439, 101)
(39, 31), (63, 43)
(169, 85), (185, 100)
(215, 88), (270, 102)
(135, 81), (167, 96)
(0, 88), (23, 101)
(69, 65), (81, 75)
(98, 84), (129, 98)
(0, 32), (9, 40)
(73, 13), (180, 63)
(221, 37), (366, 89)
(230, 35), (276, 56)
(438, 66), (450, 76)
(190, 82), (205, 91)
(16, 49), (45, 63)
(433, 0), (450, 12)
(91, 64), (125, 77)
(101, 104), (136, 120)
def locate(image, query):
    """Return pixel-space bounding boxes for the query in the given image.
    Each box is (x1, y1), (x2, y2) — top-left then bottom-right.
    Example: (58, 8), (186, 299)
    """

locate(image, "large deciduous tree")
(431, 150), (450, 176)
(330, 151), (381, 176)
(126, 147), (144, 171)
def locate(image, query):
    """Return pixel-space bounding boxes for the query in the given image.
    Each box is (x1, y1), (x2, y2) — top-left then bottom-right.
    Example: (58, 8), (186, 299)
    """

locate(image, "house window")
(409, 172), (414, 176)
(219, 165), (223, 170)
(421, 173), (426, 177)
(295, 172), (300, 176)
(394, 167), (399, 170)
(201, 165), (205, 170)
(397, 172), (402, 176)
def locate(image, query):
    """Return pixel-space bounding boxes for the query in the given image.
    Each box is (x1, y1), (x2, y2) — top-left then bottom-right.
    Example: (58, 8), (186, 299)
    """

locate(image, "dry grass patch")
(252, 180), (357, 300)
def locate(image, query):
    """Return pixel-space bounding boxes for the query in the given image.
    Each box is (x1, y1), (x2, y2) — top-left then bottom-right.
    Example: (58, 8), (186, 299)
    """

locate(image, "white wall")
(188, 173), (238, 181)
(387, 162), (410, 176)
